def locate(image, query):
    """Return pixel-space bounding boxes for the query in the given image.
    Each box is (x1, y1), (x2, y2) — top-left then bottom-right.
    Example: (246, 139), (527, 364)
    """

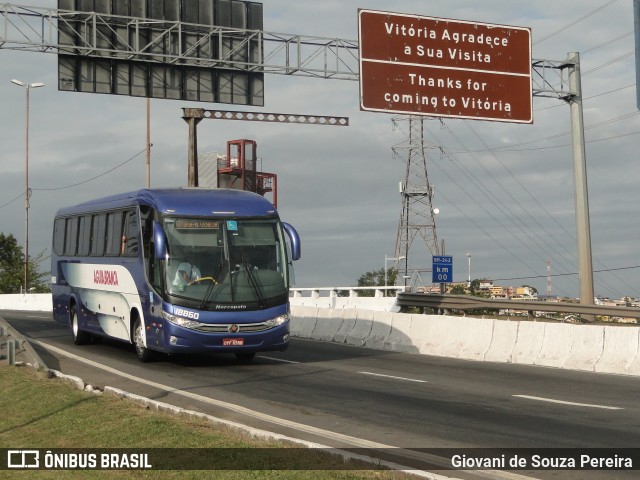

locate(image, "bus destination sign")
(358, 9), (533, 123)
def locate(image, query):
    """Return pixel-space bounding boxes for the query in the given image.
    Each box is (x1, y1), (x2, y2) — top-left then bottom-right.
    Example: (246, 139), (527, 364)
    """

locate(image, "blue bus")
(51, 188), (301, 362)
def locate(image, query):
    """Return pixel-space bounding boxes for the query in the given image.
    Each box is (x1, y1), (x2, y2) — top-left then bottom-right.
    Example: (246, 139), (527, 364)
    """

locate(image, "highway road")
(3, 310), (640, 480)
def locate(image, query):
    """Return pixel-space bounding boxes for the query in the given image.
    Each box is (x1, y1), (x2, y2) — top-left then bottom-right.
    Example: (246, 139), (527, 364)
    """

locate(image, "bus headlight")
(265, 313), (290, 327)
(162, 311), (200, 329)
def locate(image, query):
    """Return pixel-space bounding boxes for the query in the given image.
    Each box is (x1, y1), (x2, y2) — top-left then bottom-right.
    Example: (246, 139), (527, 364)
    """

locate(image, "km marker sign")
(358, 9), (532, 123)
(432, 256), (453, 284)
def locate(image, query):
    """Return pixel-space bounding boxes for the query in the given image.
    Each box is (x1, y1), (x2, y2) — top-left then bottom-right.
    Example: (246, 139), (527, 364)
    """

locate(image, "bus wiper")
(199, 263), (224, 309)
(243, 262), (266, 309)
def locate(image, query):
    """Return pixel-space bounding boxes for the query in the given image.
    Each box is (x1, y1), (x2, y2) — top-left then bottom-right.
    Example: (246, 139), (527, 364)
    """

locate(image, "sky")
(0, 0), (639, 300)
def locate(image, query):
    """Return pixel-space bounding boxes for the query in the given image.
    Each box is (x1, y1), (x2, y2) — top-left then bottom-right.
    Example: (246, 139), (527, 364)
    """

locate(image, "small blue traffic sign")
(432, 255), (453, 283)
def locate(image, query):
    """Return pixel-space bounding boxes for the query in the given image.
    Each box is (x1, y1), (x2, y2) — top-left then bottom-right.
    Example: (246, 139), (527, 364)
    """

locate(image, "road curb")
(38, 371), (441, 478)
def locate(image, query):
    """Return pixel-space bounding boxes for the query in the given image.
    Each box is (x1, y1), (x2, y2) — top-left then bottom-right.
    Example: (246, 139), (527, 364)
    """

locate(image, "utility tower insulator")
(393, 115), (440, 285)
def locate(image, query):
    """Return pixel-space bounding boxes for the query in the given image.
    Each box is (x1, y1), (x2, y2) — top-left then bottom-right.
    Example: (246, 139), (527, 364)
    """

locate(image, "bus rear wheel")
(133, 317), (155, 363)
(70, 305), (91, 345)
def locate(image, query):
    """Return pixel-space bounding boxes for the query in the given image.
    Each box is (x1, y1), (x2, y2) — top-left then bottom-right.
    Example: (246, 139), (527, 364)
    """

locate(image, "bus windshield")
(162, 217), (288, 310)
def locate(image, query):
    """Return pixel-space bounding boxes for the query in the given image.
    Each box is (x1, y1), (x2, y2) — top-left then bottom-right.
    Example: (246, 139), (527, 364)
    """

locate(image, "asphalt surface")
(3, 310), (640, 480)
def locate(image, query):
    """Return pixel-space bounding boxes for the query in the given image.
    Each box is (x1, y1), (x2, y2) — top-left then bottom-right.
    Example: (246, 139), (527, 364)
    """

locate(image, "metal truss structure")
(392, 115), (440, 286)
(0, 4), (359, 80)
(0, 4), (580, 92)
(531, 57), (579, 101)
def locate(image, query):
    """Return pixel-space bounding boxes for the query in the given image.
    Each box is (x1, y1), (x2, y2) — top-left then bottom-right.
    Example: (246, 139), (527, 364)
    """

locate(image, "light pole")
(11, 79), (45, 293)
(384, 255), (406, 296)
(466, 252), (472, 288)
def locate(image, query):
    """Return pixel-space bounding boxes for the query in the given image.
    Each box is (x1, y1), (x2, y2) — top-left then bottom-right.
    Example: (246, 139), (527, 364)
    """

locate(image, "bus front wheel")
(70, 305), (91, 345)
(133, 317), (155, 363)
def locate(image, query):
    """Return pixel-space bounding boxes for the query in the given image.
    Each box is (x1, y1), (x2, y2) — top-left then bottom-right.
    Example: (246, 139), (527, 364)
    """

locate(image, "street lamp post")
(466, 252), (472, 288)
(11, 79), (45, 293)
(384, 255), (406, 296)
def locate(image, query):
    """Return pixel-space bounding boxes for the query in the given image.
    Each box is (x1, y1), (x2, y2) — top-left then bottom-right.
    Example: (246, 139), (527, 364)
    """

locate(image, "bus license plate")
(223, 338), (244, 346)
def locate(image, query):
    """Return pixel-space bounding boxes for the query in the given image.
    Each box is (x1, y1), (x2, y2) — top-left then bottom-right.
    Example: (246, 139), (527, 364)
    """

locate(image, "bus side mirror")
(153, 221), (167, 259)
(282, 222), (301, 261)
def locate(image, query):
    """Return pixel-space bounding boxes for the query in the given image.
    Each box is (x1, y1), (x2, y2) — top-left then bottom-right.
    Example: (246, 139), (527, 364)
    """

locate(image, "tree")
(0, 233), (49, 293)
(449, 284), (467, 295)
(356, 267), (398, 297)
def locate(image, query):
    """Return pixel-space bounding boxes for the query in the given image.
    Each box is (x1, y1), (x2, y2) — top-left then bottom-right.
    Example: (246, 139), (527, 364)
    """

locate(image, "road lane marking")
(359, 371), (428, 383)
(513, 395), (623, 410)
(33, 339), (397, 447)
(29, 338), (540, 480)
(259, 356), (301, 364)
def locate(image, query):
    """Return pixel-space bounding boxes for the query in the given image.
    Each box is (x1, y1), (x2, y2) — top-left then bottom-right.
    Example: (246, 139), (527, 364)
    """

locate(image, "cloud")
(0, 0), (638, 299)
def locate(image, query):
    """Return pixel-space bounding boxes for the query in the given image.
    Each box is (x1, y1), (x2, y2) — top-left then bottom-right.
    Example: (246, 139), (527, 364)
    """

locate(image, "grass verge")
(0, 364), (416, 480)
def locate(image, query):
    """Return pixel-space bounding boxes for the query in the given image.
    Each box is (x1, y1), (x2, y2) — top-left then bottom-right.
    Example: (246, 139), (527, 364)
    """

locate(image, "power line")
(0, 192), (25, 211)
(474, 129), (640, 153)
(582, 30), (633, 54)
(33, 149), (146, 192)
(494, 265), (640, 283)
(0, 148), (146, 209)
(449, 110), (640, 154)
(534, 0), (619, 45)
(583, 51), (635, 76)
(422, 124), (576, 297)
(428, 108), (636, 297)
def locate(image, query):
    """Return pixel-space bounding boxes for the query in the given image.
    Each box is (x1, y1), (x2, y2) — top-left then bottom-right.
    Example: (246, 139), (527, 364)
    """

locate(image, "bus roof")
(55, 188), (278, 218)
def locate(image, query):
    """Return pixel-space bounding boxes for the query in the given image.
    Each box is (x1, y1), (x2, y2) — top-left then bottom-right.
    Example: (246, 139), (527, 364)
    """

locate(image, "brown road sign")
(358, 9), (532, 123)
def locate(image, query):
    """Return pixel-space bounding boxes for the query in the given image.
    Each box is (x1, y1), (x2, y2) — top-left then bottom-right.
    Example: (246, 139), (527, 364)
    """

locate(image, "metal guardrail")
(397, 293), (640, 319)
(0, 316), (47, 368)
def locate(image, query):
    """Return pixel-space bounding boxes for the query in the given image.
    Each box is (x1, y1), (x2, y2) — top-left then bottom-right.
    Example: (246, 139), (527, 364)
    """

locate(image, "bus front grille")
(193, 322), (273, 333)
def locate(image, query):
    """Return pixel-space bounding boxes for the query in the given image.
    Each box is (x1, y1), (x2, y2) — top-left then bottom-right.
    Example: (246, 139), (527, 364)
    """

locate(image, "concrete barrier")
(564, 325), (605, 372)
(595, 326), (639, 375)
(416, 316), (494, 361)
(534, 323), (574, 368)
(0, 293), (52, 311)
(384, 312), (419, 353)
(332, 309), (358, 344)
(345, 309), (374, 347)
(510, 321), (545, 365)
(289, 306), (318, 338)
(418, 315), (454, 358)
(484, 320), (519, 363)
(626, 334), (640, 375)
(310, 308), (344, 343)
(406, 314), (431, 356)
(455, 317), (495, 361)
(364, 311), (393, 350)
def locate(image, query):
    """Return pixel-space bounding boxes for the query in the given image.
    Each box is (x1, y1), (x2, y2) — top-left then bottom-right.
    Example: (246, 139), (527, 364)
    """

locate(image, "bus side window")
(106, 211), (123, 256)
(91, 214), (106, 256)
(140, 206), (162, 292)
(53, 218), (66, 256)
(64, 217), (79, 256)
(123, 209), (139, 256)
(77, 215), (92, 257)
